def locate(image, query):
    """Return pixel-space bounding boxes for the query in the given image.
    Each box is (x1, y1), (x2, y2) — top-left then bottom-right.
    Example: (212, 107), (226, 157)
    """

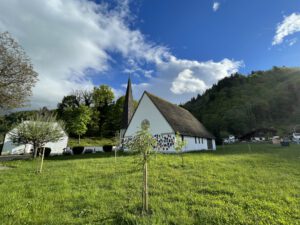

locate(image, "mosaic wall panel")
(122, 133), (175, 151)
(153, 133), (175, 151)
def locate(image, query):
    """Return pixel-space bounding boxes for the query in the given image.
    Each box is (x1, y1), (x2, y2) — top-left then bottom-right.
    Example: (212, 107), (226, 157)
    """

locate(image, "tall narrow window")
(195, 137), (197, 143)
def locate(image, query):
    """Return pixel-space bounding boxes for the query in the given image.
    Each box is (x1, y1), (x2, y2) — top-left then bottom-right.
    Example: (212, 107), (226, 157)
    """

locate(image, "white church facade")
(123, 90), (216, 152)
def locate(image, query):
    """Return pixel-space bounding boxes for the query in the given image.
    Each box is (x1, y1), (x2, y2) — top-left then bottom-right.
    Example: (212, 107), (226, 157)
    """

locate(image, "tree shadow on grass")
(46, 151), (138, 161)
(97, 205), (152, 225)
(210, 143), (292, 156)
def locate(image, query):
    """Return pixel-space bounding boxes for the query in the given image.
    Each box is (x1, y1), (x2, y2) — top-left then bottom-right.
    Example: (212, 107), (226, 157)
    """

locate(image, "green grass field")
(0, 144), (299, 225)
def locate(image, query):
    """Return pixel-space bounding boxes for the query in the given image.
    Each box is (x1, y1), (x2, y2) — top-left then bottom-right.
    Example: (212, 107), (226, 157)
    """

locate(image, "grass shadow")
(46, 151), (138, 161)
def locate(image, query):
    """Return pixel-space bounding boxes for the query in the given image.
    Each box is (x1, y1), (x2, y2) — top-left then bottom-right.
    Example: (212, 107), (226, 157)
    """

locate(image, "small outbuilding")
(1, 121), (68, 155)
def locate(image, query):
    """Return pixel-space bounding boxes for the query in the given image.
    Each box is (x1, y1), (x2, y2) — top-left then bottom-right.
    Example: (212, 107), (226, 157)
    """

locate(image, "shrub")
(0, 143), (3, 155)
(103, 145), (112, 152)
(72, 146), (84, 155)
(37, 147), (51, 157)
(44, 148), (51, 157)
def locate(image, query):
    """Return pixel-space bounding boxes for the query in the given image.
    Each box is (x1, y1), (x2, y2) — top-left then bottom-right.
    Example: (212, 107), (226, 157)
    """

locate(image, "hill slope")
(183, 67), (300, 143)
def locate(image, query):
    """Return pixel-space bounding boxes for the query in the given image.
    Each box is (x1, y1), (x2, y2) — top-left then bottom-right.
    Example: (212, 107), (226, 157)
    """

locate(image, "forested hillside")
(183, 67), (300, 143)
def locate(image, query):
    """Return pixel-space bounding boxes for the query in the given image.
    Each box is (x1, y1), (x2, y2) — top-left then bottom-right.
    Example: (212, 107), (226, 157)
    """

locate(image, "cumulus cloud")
(0, 0), (242, 108)
(213, 2), (220, 12)
(132, 57), (243, 104)
(0, 0), (168, 108)
(171, 69), (207, 94)
(272, 13), (300, 45)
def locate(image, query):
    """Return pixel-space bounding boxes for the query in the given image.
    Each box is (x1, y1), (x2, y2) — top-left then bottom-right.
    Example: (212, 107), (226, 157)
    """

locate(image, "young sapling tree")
(126, 120), (157, 214)
(174, 132), (187, 167)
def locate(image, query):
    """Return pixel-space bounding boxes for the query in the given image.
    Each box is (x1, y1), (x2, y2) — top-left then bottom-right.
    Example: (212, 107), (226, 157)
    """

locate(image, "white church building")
(121, 79), (216, 152)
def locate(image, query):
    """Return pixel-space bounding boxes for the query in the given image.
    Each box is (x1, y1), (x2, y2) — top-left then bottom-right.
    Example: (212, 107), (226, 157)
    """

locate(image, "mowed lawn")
(0, 144), (299, 225)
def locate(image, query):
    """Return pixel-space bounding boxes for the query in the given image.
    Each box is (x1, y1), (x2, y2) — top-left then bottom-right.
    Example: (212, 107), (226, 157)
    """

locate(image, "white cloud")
(272, 13), (300, 45)
(288, 38), (298, 46)
(136, 57), (243, 103)
(0, 0), (243, 108)
(213, 2), (220, 12)
(171, 69), (207, 94)
(0, 0), (168, 109)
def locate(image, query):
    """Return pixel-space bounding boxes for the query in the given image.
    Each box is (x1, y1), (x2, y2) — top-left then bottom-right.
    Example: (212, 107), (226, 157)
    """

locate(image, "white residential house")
(123, 91), (216, 152)
(1, 121), (68, 155)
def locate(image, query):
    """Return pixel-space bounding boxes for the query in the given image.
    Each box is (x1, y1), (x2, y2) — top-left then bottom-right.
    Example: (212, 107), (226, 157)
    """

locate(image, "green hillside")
(184, 67), (300, 143)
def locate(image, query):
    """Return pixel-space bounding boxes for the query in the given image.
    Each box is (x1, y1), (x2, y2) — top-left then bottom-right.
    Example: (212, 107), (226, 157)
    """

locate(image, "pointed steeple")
(121, 77), (134, 129)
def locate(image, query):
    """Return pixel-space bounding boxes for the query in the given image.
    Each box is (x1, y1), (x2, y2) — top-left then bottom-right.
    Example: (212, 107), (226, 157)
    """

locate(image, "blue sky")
(93, 0), (300, 101)
(0, 0), (299, 108)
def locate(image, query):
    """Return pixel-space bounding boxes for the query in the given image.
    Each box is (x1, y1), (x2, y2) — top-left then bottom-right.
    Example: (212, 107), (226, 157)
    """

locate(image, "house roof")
(145, 92), (215, 138)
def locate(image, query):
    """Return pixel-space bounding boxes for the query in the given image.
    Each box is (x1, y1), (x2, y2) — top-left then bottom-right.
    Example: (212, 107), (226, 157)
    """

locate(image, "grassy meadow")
(68, 137), (116, 148)
(0, 144), (299, 224)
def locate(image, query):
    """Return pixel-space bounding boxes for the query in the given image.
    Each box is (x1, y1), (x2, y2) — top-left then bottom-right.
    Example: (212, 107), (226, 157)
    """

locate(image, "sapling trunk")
(39, 147), (45, 173)
(78, 135), (81, 144)
(248, 143), (252, 152)
(143, 158), (148, 213)
(33, 146), (38, 159)
(181, 153), (184, 167)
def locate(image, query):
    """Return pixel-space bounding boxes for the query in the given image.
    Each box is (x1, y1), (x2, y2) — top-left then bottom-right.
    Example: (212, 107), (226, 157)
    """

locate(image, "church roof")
(145, 92), (215, 138)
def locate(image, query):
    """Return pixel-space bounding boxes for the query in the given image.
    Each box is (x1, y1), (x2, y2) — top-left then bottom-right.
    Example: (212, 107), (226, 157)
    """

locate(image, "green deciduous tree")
(0, 32), (38, 109)
(126, 122), (157, 214)
(64, 105), (92, 144)
(93, 85), (114, 137)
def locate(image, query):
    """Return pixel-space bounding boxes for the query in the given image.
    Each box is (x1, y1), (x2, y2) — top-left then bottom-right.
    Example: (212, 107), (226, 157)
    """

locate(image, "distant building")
(123, 91), (216, 152)
(240, 128), (277, 142)
(1, 121), (68, 155)
(223, 135), (236, 144)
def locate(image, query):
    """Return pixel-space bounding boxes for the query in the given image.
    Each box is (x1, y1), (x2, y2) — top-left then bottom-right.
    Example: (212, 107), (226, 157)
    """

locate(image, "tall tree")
(72, 90), (93, 107)
(57, 95), (80, 117)
(9, 113), (65, 159)
(93, 85), (114, 137)
(64, 105), (92, 144)
(0, 32), (38, 109)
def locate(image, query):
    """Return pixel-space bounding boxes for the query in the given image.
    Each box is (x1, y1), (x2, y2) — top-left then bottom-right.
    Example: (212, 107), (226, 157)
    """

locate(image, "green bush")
(37, 147), (51, 157)
(72, 146), (84, 155)
(103, 145), (112, 152)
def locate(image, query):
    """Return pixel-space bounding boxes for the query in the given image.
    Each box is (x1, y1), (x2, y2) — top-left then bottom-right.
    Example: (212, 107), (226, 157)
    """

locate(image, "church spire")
(121, 77), (134, 129)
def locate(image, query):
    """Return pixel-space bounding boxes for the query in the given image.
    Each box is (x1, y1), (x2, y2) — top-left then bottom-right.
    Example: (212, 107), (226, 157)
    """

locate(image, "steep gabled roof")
(145, 92), (214, 138)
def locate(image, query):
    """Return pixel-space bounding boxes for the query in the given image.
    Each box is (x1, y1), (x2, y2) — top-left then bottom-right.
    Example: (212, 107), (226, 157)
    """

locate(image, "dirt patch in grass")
(0, 166), (11, 170)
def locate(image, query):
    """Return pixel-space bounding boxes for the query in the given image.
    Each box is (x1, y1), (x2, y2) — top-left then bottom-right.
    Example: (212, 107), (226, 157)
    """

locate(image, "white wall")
(1, 124), (68, 155)
(125, 94), (173, 137)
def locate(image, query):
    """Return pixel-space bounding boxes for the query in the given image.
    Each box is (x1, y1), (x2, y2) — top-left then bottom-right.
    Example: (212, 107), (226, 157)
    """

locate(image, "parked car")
(292, 133), (300, 144)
